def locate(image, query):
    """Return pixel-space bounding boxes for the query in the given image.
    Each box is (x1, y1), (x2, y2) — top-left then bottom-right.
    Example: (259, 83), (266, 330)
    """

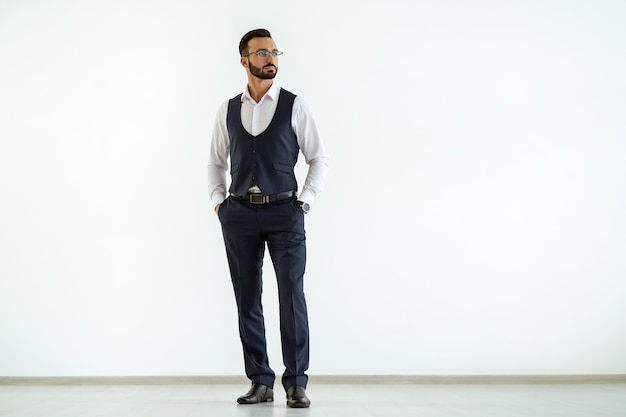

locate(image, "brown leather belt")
(231, 191), (296, 204)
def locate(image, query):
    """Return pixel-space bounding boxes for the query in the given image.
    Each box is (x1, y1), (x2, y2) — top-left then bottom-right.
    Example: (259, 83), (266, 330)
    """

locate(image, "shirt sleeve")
(292, 96), (329, 206)
(207, 100), (230, 208)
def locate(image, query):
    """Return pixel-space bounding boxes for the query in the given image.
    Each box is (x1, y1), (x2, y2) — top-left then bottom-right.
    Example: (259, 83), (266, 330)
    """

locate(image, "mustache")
(264, 64), (277, 69)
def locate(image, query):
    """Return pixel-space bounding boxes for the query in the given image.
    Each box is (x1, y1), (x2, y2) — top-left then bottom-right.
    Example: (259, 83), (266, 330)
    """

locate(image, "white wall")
(1, 0), (625, 377)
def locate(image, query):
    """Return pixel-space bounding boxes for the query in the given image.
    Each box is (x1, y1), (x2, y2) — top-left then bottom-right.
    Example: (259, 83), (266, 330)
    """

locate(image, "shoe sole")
(287, 401), (310, 408)
(237, 398), (273, 404)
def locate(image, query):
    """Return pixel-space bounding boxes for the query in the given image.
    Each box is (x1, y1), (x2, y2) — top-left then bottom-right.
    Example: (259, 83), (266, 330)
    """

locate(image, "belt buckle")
(249, 194), (267, 204)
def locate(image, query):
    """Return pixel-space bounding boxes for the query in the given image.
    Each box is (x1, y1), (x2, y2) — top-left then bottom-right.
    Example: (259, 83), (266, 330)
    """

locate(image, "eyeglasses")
(243, 50), (284, 58)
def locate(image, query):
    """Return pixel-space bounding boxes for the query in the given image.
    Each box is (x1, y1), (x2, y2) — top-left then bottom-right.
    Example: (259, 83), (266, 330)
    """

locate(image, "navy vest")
(226, 88), (299, 196)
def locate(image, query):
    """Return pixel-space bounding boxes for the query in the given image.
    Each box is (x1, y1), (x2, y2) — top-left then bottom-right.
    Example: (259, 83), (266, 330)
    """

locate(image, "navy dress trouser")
(218, 195), (309, 390)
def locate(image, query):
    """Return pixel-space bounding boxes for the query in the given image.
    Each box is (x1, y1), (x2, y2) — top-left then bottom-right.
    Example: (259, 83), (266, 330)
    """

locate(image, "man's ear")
(240, 57), (248, 68)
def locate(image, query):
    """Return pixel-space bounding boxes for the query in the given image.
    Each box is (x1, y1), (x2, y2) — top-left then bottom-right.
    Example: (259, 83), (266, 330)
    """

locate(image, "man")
(207, 28), (328, 408)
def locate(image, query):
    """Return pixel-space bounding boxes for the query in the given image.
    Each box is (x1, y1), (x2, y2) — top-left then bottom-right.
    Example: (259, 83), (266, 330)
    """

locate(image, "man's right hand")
(214, 203), (220, 215)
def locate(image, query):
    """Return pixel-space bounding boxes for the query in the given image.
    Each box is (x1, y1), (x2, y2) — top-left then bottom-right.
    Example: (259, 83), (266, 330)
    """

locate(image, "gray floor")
(1, 383), (625, 417)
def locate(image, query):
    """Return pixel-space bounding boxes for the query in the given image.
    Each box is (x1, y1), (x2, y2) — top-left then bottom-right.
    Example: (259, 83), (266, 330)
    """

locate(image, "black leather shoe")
(237, 384), (274, 404)
(286, 386), (310, 408)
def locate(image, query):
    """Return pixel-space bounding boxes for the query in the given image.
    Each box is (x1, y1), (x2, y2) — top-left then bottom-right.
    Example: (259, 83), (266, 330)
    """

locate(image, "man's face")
(242, 37), (279, 80)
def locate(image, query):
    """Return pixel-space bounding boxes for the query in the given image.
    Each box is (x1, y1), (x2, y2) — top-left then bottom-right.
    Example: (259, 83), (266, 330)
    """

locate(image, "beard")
(248, 60), (278, 80)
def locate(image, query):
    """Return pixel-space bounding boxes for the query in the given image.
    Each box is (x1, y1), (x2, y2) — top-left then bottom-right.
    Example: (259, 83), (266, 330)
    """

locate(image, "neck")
(247, 78), (273, 103)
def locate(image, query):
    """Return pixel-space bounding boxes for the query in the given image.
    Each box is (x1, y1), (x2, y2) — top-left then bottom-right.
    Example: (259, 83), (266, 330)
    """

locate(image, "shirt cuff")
(297, 190), (314, 207)
(211, 193), (227, 209)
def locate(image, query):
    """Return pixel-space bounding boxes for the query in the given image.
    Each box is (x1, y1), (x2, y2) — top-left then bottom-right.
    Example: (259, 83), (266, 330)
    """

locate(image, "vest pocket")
(230, 162), (240, 174)
(272, 162), (293, 173)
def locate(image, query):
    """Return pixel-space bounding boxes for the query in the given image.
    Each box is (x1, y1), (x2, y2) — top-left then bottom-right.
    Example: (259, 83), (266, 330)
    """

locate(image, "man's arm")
(293, 97), (329, 207)
(208, 101), (230, 212)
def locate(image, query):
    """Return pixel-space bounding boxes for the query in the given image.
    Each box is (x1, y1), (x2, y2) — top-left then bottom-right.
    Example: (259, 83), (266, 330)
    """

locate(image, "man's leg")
(219, 197), (275, 388)
(260, 198), (309, 390)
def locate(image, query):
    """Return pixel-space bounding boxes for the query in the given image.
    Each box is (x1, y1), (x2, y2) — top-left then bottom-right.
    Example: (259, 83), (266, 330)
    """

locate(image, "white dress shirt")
(208, 83), (329, 208)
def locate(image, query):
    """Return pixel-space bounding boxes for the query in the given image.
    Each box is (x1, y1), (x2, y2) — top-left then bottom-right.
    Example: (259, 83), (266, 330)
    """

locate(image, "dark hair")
(239, 28), (272, 56)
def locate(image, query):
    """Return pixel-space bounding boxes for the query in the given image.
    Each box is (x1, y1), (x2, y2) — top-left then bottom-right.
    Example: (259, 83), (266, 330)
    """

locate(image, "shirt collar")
(242, 82), (280, 104)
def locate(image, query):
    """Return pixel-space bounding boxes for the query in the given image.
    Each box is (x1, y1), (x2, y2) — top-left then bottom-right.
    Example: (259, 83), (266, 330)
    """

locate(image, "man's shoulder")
(228, 92), (244, 102)
(278, 88), (298, 109)
(279, 87), (297, 99)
